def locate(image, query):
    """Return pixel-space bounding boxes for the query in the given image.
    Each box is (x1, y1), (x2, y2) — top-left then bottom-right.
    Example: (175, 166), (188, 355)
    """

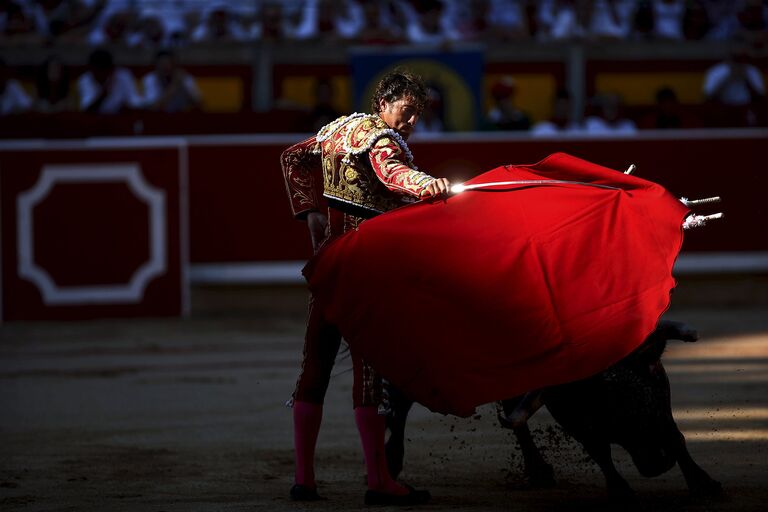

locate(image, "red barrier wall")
(0, 141), (188, 321)
(1, 130), (764, 320)
(188, 141), (312, 263)
(186, 130), (767, 264)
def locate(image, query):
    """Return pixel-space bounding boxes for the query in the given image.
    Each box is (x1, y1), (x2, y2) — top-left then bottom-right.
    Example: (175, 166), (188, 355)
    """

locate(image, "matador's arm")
(368, 136), (436, 198)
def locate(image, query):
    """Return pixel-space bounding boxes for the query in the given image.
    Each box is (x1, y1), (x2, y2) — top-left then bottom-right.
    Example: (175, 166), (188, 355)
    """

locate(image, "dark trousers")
(292, 209), (382, 408)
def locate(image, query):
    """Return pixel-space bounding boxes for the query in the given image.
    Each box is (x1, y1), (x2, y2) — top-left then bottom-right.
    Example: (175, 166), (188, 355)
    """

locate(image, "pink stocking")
(354, 406), (408, 495)
(293, 401), (323, 488)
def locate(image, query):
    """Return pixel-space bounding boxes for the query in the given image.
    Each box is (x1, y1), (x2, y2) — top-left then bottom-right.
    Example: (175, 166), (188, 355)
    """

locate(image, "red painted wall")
(1, 131), (763, 320)
(187, 132), (766, 263)
(0, 145), (187, 321)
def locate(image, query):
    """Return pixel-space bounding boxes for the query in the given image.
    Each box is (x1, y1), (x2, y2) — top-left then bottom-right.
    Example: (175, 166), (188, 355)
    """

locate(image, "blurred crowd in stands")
(0, 48), (200, 114)
(0, 0), (766, 131)
(1, 0), (766, 46)
(480, 35), (766, 133)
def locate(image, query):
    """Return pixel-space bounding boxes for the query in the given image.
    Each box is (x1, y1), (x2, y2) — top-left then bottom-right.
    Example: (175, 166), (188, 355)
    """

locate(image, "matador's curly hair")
(370, 69), (428, 114)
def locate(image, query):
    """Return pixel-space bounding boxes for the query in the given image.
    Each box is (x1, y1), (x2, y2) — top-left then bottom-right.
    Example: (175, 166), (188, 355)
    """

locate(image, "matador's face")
(378, 95), (421, 140)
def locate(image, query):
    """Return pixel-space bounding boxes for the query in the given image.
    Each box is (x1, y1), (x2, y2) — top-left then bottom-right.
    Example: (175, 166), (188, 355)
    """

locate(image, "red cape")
(304, 153), (689, 417)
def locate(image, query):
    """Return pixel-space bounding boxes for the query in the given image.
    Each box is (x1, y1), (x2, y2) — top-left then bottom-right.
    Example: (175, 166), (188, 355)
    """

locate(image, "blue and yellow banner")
(350, 49), (484, 131)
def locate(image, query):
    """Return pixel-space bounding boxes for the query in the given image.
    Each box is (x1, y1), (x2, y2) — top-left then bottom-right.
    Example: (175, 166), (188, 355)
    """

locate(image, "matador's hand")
(420, 178), (451, 198)
(307, 211), (328, 254)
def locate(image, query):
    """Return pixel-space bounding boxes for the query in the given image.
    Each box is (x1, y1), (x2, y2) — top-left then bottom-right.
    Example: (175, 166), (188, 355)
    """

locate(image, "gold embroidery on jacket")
(317, 114), (433, 214)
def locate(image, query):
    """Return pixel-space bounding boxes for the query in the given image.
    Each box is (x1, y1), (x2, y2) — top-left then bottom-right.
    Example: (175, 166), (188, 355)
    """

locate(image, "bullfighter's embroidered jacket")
(281, 113), (436, 219)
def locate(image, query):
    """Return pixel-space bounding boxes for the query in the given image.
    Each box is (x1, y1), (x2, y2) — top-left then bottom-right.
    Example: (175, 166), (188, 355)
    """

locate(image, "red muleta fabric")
(304, 152), (690, 417)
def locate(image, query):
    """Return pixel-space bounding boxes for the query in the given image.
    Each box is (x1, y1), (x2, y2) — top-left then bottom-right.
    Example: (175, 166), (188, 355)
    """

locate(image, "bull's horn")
(680, 196), (721, 207)
(625, 164), (636, 175)
(683, 213), (724, 230)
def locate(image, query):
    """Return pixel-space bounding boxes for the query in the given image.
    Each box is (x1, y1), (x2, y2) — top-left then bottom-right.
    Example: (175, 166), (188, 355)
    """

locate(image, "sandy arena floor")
(1, 280), (767, 511)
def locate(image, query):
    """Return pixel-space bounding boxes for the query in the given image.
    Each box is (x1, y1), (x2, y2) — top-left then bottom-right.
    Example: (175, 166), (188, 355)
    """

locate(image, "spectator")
(34, 54), (75, 112)
(455, 0), (530, 41)
(538, 0), (634, 41)
(290, 0), (364, 41)
(631, 0), (687, 40)
(77, 48), (142, 113)
(402, 0), (461, 45)
(631, 0), (655, 39)
(538, 0), (590, 40)
(700, 0), (740, 40)
(0, 58), (33, 115)
(652, 0), (685, 39)
(30, 0), (106, 43)
(531, 88), (582, 135)
(485, 75), (531, 131)
(639, 86), (689, 129)
(682, 0), (711, 40)
(135, 0), (190, 44)
(451, 0), (489, 41)
(0, 0), (40, 43)
(192, 2), (248, 42)
(703, 38), (765, 126)
(704, 38), (765, 106)
(584, 93), (637, 134)
(127, 9), (167, 48)
(142, 50), (201, 112)
(88, 4), (136, 45)
(590, 0), (635, 39)
(356, 0), (404, 44)
(251, 1), (288, 41)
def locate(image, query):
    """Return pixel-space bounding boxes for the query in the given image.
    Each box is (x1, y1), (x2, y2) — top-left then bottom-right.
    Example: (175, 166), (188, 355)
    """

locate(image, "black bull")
(384, 320), (723, 498)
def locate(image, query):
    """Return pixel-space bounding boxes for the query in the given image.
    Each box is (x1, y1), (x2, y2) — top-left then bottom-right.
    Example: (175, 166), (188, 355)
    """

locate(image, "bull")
(384, 320), (723, 499)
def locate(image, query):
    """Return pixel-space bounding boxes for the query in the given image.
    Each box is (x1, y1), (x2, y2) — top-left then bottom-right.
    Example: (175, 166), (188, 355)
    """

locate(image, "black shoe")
(364, 485), (431, 506)
(290, 484), (326, 501)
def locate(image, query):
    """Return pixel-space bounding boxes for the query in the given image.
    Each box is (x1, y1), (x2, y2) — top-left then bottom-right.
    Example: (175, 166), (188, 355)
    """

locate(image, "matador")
(280, 70), (449, 506)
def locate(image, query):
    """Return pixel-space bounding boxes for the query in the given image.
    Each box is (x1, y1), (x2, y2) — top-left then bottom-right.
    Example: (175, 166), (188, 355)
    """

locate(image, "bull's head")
(628, 319), (698, 373)
(613, 320), (698, 477)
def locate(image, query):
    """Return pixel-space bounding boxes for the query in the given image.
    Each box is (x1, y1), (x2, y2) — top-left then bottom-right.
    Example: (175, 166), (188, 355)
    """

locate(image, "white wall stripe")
(16, 163), (167, 305)
(190, 262), (306, 284)
(673, 252), (768, 275)
(189, 252), (768, 285)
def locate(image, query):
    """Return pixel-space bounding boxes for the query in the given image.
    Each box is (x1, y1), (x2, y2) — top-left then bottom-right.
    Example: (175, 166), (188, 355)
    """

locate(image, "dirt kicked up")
(1, 284), (767, 512)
